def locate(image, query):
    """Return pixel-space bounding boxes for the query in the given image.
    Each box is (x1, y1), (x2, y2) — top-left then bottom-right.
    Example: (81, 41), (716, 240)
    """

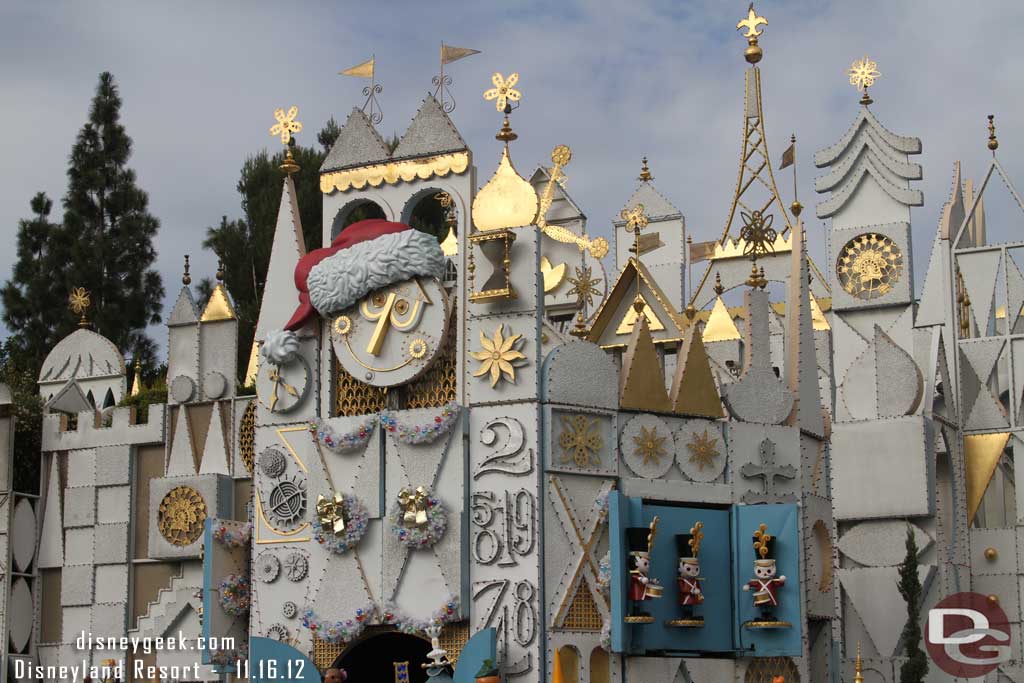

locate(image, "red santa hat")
(285, 219), (446, 330)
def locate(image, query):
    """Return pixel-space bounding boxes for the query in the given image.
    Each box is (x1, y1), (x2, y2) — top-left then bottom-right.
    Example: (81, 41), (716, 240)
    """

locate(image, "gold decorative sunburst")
(470, 324), (527, 387)
(848, 56), (881, 92)
(269, 106), (303, 145)
(483, 72), (521, 112)
(836, 232), (903, 300)
(558, 414), (603, 467)
(567, 265), (602, 308)
(158, 486), (207, 546)
(686, 429), (721, 471)
(632, 425), (667, 466)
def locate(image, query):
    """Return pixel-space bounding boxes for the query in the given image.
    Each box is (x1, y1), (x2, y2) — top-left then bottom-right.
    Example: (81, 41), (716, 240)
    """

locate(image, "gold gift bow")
(316, 493), (347, 536)
(398, 486), (429, 528)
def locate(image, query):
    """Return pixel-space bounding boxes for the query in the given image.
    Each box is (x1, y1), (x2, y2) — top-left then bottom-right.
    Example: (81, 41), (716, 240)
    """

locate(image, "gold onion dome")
(472, 147), (539, 231)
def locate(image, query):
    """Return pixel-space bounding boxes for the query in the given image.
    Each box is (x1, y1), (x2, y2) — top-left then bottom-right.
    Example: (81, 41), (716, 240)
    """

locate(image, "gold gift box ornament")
(316, 492), (347, 536)
(398, 486), (429, 528)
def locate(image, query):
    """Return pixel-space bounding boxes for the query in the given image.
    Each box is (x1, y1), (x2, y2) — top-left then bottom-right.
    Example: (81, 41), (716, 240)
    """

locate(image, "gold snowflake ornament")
(739, 210), (778, 259)
(483, 72), (521, 112)
(68, 287), (91, 315)
(470, 324), (527, 387)
(270, 105), (303, 145)
(848, 56), (880, 92)
(686, 429), (721, 471)
(567, 266), (602, 308)
(558, 414), (603, 467)
(620, 204), (649, 233)
(633, 424), (667, 466)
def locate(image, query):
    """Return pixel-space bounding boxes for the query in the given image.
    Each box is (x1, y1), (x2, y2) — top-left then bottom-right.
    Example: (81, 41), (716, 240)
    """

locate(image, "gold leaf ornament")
(470, 324), (527, 387)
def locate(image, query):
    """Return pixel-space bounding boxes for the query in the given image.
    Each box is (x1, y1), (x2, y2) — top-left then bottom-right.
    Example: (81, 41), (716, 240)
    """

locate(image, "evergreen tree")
(61, 72), (164, 363)
(898, 523), (928, 683)
(1, 192), (74, 367)
(317, 116), (341, 152)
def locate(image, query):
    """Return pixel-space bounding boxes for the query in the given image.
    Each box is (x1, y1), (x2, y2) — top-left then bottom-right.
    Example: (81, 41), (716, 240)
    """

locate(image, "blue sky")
(1, 0), (1022, 353)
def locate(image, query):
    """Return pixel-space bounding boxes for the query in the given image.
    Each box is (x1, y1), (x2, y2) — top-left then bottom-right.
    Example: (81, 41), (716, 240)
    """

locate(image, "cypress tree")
(62, 71), (163, 364)
(898, 523), (928, 682)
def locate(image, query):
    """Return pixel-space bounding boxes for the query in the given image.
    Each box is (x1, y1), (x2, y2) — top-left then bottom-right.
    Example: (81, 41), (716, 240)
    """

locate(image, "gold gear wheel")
(158, 486), (207, 546)
(408, 338), (429, 359)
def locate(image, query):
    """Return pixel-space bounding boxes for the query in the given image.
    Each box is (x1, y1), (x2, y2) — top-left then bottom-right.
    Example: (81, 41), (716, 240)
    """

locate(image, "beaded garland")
(597, 551), (611, 596)
(380, 401), (460, 445)
(209, 647), (246, 666)
(390, 492), (447, 549)
(218, 574), (251, 617)
(312, 417), (377, 454)
(382, 594), (459, 635)
(302, 603), (376, 645)
(311, 494), (369, 555)
(213, 521), (252, 548)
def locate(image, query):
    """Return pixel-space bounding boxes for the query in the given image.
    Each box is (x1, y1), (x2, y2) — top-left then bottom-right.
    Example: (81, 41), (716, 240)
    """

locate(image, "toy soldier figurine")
(742, 523), (789, 627)
(668, 522), (704, 627)
(624, 517), (662, 624)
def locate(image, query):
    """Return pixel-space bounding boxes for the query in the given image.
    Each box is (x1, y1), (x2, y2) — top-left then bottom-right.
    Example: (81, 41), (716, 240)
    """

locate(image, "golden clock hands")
(267, 369), (281, 412)
(362, 292), (397, 356)
(534, 145), (610, 260)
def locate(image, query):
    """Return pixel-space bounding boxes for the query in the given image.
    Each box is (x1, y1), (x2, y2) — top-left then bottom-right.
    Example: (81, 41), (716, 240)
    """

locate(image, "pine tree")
(898, 523), (928, 682)
(1, 192), (74, 367)
(61, 72), (164, 363)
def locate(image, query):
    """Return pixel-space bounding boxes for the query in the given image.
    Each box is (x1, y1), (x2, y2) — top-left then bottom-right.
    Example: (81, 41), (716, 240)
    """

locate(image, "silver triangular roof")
(391, 95), (467, 160)
(615, 181), (681, 223)
(814, 106), (921, 167)
(46, 379), (92, 414)
(529, 166), (587, 219)
(320, 107), (391, 173)
(168, 286), (200, 326)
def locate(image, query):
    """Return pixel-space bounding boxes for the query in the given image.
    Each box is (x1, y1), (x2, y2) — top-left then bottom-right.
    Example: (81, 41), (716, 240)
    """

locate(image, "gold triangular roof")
(587, 258), (683, 347)
(702, 296), (742, 342)
(619, 313), (671, 412)
(670, 321), (723, 418)
(615, 295), (665, 334)
(201, 283), (237, 322)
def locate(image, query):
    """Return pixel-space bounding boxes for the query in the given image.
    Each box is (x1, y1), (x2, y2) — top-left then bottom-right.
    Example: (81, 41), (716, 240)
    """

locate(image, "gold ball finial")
(984, 546), (998, 561)
(791, 200), (803, 217)
(988, 594), (1000, 607)
(182, 254), (192, 286)
(714, 272), (725, 296)
(216, 260), (225, 282)
(639, 156), (653, 182)
(685, 304), (696, 321)
(737, 4), (768, 64)
(988, 114), (999, 152)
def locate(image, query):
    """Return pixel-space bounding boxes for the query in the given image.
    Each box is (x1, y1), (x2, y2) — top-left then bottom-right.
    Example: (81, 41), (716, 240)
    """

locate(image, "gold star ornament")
(567, 265), (602, 308)
(270, 105), (303, 145)
(470, 324), (527, 387)
(483, 72), (521, 112)
(686, 429), (721, 472)
(633, 424), (667, 466)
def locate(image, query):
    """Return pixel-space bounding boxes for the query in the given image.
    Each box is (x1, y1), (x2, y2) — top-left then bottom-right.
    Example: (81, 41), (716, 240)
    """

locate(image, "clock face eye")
(256, 355), (311, 413)
(332, 277), (450, 388)
(836, 232), (903, 300)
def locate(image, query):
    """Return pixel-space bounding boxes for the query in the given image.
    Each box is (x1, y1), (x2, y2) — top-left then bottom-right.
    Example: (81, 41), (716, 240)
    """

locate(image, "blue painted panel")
(201, 518), (214, 667)
(608, 491), (629, 653)
(249, 637), (322, 683)
(452, 628), (497, 683)
(633, 504), (733, 654)
(733, 504), (803, 657)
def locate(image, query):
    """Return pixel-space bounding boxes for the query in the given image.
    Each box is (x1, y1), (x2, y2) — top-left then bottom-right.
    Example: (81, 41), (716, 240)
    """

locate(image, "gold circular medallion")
(158, 486), (207, 546)
(408, 338), (428, 359)
(333, 315), (352, 336)
(836, 232), (903, 300)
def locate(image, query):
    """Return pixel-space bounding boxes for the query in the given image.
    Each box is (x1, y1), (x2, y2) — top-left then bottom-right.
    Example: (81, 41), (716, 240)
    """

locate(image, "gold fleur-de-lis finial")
(848, 56), (881, 105)
(737, 4), (767, 63)
(483, 72), (521, 112)
(737, 4), (767, 38)
(269, 106), (303, 145)
(988, 114), (999, 153)
(69, 287), (91, 327)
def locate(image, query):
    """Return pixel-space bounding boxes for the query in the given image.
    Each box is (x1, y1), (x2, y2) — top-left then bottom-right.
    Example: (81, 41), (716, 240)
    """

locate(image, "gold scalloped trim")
(320, 152), (470, 194)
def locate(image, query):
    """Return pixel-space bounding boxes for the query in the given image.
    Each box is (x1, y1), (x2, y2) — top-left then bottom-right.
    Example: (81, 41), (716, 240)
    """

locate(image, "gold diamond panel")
(158, 486), (207, 546)
(744, 656), (800, 683)
(438, 621), (470, 664)
(559, 585), (603, 632)
(405, 308), (458, 409)
(335, 360), (389, 416)
(239, 400), (256, 475)
(836, 232), (902, 300)
(313, 637), (344, 671)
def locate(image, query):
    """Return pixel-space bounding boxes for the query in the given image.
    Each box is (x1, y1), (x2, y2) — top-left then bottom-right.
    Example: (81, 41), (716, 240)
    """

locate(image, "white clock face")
(331, 277), (451, 388)
(256, 354), (311, 413)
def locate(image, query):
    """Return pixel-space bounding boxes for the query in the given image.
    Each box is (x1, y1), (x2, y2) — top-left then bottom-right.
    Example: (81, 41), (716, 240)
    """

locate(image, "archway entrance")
(333, 628), (431, 683)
